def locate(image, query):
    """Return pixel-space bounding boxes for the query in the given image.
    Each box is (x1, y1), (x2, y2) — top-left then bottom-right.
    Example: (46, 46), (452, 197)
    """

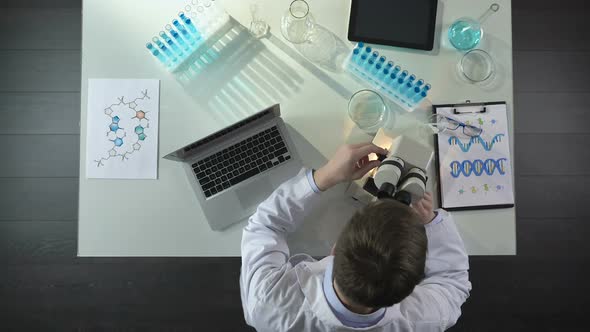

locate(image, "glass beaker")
(448, 3), (500, 51)
(458, 49), (495, 84)
(280, 0), (315, 44)
(348, 90), (389, 134)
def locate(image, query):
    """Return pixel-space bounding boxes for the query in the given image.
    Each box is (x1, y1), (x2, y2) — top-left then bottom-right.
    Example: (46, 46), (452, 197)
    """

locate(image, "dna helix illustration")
(450, 158), (508, 178)
(448, 134), (504, 152)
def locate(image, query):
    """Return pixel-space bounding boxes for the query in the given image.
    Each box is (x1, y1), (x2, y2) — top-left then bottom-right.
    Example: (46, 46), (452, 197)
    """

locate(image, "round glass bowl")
(348, 90), (389, 134)
(458, 49), (495, 84)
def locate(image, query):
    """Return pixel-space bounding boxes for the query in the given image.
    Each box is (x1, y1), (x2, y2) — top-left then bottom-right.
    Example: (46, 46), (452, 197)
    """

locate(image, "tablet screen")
(348, 0), (437, 50)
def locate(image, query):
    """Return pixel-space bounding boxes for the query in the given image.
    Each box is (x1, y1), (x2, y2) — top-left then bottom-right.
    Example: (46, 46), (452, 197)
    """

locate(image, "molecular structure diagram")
(94, 89), (151, 167)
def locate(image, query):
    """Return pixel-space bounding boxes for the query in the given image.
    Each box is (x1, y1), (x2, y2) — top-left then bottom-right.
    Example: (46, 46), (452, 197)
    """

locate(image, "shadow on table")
(175, 18), (305, 127)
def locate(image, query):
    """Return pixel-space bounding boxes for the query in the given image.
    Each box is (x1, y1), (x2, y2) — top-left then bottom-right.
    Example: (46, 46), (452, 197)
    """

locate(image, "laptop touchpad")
(236, 177), (273, 210)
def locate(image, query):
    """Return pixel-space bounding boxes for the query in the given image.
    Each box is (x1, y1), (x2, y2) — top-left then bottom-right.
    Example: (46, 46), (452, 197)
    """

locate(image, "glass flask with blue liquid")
(448, 3), (499, 51)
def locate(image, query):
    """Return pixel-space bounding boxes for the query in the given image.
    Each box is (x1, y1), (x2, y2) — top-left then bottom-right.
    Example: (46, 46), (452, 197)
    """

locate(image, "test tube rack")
(344, 43), (432, 112)
(145, 0), (231, 74)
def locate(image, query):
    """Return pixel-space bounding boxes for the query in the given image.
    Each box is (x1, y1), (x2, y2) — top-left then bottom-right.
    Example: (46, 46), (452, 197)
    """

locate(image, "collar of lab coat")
(296, 257), (398, 329)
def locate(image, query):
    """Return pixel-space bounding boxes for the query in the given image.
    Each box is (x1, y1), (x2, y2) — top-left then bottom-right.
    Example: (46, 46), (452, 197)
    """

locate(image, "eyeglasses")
(427, 114), (483, 137)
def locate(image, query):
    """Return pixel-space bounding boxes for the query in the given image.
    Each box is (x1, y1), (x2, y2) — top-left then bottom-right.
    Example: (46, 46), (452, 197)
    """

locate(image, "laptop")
(164, 104), (303, 231)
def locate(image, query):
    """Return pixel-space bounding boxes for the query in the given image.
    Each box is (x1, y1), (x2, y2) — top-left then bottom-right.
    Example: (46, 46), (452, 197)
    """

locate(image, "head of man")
(332, 199), (427, 312)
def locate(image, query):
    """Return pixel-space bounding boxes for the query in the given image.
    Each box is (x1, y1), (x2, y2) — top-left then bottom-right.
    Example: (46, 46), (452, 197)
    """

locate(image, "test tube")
(392, 76), (405, 90)
(384, 61), (394, 72)
(365, 57), (375, 72)
(412, 91), (427, 104)
(406, 86), (421, 99)
(357, 42), (365, 49)
(180, 12), (200, 35)
(159, 31), (184, 57)
(379, 68), (390, 82)
(351, 48), (361, 62)
(404, 74), (416, 85)
(173, 19), (195, 46)
(377, 56), (386, 67)
(414, 79), (425, 88)
(371, 62), (382, 76)
(398, 70), (408, 82)
(152, 37), (177, 62)
(384, 72), (396, 85)
(146, 42), (169, 66)
(167, 25), (190, 51)
(421, 83), (431, 93)
(399, 82), (413, 94)
(391, 65), (401, 77)
(357, 53), (368, 67)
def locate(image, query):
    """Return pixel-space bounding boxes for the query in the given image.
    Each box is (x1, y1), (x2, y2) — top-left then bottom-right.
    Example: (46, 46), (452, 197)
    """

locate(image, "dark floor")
(0, 0), (589, 331)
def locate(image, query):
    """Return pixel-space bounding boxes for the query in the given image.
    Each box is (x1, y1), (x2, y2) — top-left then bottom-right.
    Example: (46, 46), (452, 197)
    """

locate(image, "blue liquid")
(414, 79), (424, 88)
(146, 42), (169, 65)
(170, 29), (189, 51)
(421, 83), (431, 93)
(180, 13), (200, 35)
(152, 37), (177, 62)
(399, 82), (412, 94)
(391, 66), (401, 78)
(173, 19), (195, 45)
(377, 56), (386, 65)
(392, 77), (404, 89)
(406, 86), (421, 99)
(405, 74), (416, 85)
(399, 70), (408, 81)
(160, 31), (184, 56)
(385, 61), (394, 71)
(371, 63), (382, 75)
(351, 48), (360, 62)
(384, 72), (396, 85)
(357, 42), (365, 48)
(448, 19), (482, 50)
(357, 54), (368, 66)
(365, 58), (375, 71)
(379, 68), (390, 81)
(412, 91), (427, 104)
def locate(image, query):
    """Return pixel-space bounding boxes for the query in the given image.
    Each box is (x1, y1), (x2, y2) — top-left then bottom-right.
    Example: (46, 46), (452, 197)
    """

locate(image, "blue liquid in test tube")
(365, 58), (375, 72)
(159, 31), (184, 57)
(392, 77), (405, 90)
(351, 48), (361, 62)
(173, 19), (195, 46)
(421, 83), (431, 93)
(179, 12), (200, 35)
(391, 65), (401, 77)
(384, 72), (396, 85)
(384, 61), (394, 72)
(414, 79), (424, 87)
(399, 82), (413, 94)
(377, 56), (386, 67)
(398, 70), (408, 82)
(357, 42), (365, 49)
(152, 37), (177, 62)
(406, 86), (421, 99)
(146, 42), (169, 66)
(357, 53), (368, 67)
(371, 63), (382, 76)
(379, 68), (390, 82)
(404, 74), (416, 85)
(412, 91), (427, 104)
(169, 28), (190, 51)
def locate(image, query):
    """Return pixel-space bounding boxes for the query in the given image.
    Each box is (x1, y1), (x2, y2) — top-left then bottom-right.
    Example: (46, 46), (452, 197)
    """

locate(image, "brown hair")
(333, 199), (427, 308)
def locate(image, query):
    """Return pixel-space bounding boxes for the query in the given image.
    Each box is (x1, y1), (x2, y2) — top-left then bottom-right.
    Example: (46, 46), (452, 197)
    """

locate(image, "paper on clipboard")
(434, 102), (514, 210)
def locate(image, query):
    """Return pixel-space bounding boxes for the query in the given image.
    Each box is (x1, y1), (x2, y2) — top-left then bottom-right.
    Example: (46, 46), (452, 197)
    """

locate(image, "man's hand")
(412, 192), (437, 225)
(313, 143), (387, 191)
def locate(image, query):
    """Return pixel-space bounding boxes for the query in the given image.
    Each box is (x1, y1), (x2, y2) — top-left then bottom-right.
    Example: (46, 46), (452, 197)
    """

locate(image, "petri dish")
(458, 49), (495, 84)
(348, 90), (388, 134)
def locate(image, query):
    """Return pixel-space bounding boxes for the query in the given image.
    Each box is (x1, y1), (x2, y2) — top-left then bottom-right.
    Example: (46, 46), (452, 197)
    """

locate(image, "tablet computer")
(348, 0), (438, 51)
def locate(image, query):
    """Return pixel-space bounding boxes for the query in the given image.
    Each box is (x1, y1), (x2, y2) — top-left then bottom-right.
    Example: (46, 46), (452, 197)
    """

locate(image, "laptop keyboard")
(192, 126), (292, 198)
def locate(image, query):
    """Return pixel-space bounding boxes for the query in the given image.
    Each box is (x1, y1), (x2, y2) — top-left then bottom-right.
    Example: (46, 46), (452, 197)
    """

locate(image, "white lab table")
(78, 0), (515, 256)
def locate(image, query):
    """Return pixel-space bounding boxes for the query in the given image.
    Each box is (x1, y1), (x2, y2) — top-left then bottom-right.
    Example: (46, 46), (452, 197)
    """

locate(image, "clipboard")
(433, 101), (515, 211)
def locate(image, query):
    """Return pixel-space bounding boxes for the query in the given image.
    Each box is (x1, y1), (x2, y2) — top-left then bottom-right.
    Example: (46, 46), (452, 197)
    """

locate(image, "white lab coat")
(240, 170), (471, 332)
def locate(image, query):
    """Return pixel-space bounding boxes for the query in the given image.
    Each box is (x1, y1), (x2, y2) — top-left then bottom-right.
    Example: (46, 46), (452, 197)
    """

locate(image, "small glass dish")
(458, 49), (495, 84)
(348, 90), (389, 134)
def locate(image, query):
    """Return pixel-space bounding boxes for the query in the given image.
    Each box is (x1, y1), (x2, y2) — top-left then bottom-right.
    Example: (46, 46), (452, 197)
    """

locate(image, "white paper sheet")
(436, 104), (514, 209)
(86, 79), (160, 179)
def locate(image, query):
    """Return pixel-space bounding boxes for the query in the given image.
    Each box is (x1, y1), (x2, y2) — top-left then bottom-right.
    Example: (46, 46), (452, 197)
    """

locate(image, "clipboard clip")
(452, 100), (487, 114)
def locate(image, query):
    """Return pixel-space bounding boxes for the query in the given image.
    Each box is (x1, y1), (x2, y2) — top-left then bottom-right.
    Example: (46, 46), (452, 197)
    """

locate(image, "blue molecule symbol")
(114, 138), (124, 147)
(138, 133), (147, 141)
(109, 123), (119, 131)
(134, 126), (144, 134)
(112, 116), (120, 124)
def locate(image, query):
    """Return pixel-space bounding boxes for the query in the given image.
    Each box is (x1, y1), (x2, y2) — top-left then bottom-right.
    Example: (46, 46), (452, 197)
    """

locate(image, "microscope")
(347, 129), (434, 206)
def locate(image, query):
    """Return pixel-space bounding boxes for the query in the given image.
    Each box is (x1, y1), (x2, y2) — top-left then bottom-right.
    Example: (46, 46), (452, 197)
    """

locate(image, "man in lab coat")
(240, 143), (471, 331)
